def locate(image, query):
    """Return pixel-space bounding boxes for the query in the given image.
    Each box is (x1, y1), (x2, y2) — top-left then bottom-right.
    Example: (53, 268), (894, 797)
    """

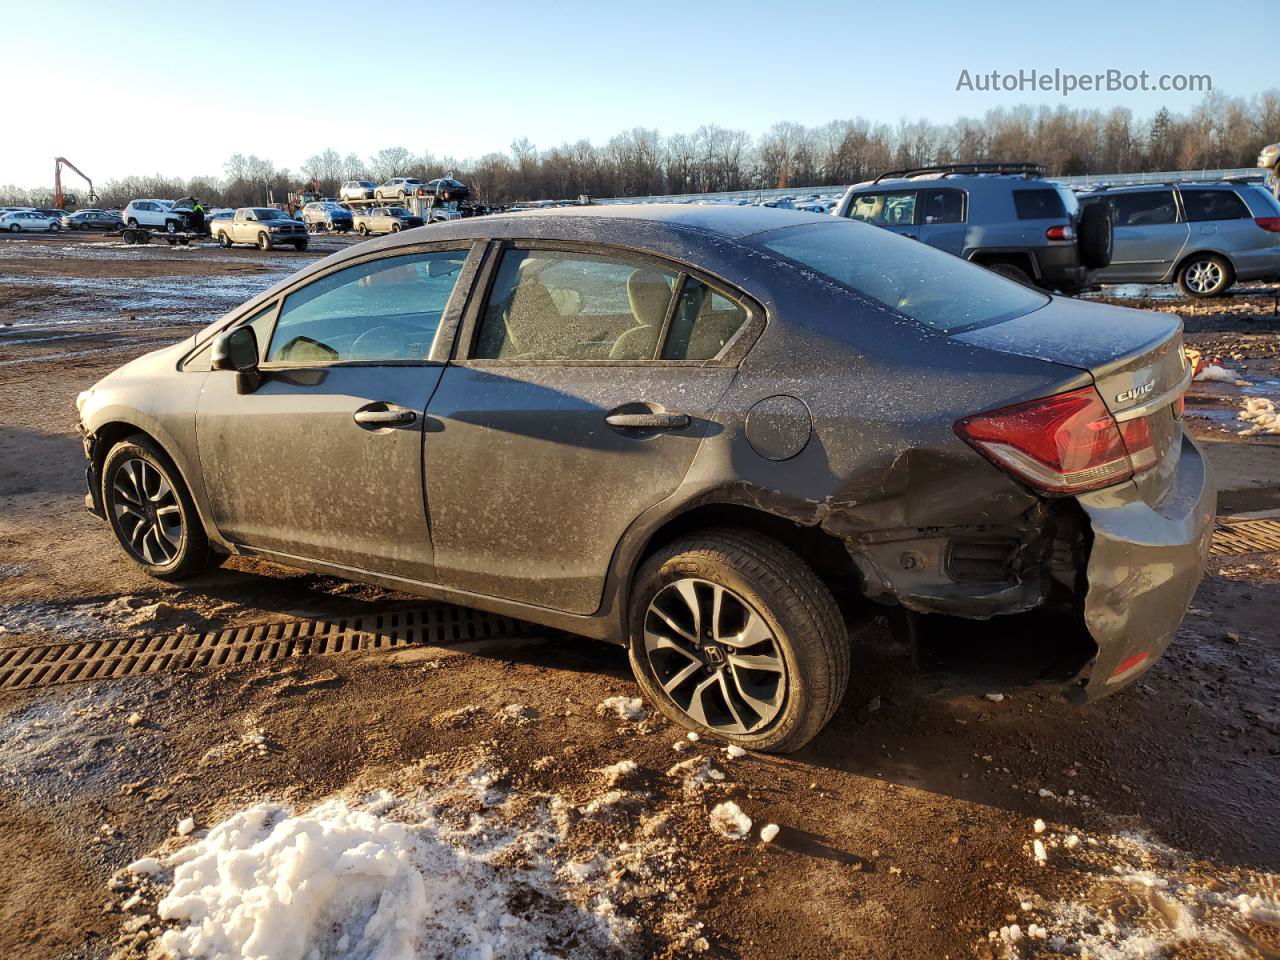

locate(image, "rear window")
(1012, 189), (1068, 220)
(1181, 189), (1251, 222)
(755, 221), (1048, 333)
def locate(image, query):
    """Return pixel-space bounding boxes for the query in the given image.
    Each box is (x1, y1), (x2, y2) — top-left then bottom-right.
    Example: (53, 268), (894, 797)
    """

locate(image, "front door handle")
(353, 403), (417, 427)
(605, 411), (690, 430)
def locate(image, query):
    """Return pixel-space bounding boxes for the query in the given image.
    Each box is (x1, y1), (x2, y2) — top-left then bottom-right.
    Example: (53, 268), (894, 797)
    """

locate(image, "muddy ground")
(0, 235), (1278, 960)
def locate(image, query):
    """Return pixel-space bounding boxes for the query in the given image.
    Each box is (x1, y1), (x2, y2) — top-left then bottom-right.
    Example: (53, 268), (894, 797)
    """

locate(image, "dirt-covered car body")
(78, 205), (1214, 707)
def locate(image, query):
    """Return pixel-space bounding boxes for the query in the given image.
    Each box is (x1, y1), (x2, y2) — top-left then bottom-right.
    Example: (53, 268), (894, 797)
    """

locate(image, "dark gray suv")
(834, 163), (1113, 293)
(77, 206), (1211, 751)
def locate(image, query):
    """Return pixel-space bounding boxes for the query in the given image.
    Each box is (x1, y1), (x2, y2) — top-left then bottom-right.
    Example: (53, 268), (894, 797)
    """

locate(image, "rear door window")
(472, 249), (679, 361)
(918, 189), (965, 224)
(1108, 191), (1179, 226)
(1181, 189), (1251, 222)
(1012, 189), (1067, 220)
(266, 250), (468, 363)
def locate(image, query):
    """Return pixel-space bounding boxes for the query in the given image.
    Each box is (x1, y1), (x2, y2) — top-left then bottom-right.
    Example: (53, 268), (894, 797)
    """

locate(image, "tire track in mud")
(0, 605), (537, 690)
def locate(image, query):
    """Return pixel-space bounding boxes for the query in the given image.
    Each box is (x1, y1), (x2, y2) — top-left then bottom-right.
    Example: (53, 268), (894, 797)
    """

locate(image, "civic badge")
(1116, 381), (1155, 404)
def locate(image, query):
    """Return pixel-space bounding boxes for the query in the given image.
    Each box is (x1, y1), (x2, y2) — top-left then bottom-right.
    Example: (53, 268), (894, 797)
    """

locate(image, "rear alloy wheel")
(218, 231), (232, 248)
(1178, 254), (1232, 298)
(102, 437), (212, 580)
(8, 224), (19, 233)
(628, 529), (849, 753)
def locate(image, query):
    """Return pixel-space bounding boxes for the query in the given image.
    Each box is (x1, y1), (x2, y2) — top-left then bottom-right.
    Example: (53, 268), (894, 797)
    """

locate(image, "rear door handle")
(605, 412), (690, 429)
(353, 403), (417, 427)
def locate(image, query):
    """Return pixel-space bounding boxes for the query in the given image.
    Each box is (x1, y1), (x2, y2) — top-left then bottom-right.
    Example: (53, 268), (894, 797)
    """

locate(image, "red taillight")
(1254, 217), (1280, 232)
(1045, 224), (1075, 241)
(956, 386), (1156, 495)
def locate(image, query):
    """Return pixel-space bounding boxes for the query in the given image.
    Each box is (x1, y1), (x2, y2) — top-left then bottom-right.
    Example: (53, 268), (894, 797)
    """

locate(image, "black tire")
(218, 231), (232, 248)
(127, 218), (138, 227)
(49, 223), (60, 233)
(358, 223), (369, 236)
(178, 236), (190, 246)
(165, 219), (178, 235)
(627, 528), (849, 753)
(294, 241), (308, 251)
(988, 262), (1035, 287)
(101, 435), (213, 581)
(1177, 254), (1233, 298)
(397, 190), (406, 202)
(257, 232), (271, 251)
(391, 222), (402, 233)
(166, 237), (177, 245)
(1078, 202), (1113, 268)
(7, 223), (19, 233)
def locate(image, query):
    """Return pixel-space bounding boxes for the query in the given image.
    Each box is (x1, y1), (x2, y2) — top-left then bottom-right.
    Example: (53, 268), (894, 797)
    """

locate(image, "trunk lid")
(954, 297), (1190, 506)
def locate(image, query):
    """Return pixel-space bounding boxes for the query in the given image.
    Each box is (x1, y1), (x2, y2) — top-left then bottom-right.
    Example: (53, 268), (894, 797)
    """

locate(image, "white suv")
(123, 199), (184, 231)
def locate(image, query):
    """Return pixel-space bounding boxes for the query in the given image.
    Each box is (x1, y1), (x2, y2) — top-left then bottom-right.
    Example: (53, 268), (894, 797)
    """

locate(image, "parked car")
(352, 205), (423, 235)
(1078, 181), (1280, 297)
(300, 200), (354, 233)
(122, 199), (189, 233)
(76, 205), (1212, 752)
(62, 209), (123, 230)
(834, 163), (1113, 293)
(36, 208), (68, 220)
(340, 180), (378, 201)
(374, 177), (429, 201)
(209, 208), (308, 251)
(0, 210), (60, 232)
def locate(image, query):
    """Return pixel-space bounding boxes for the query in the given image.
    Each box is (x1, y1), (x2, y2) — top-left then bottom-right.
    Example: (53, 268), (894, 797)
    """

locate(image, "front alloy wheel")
(102, 437), (212, 580)
(109, 458), (183, 565)
(644, 578), (786, 733)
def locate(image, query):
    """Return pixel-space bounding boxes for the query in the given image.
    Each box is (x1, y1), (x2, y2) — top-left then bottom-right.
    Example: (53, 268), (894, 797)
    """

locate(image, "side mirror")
(211, 326), (262, 394)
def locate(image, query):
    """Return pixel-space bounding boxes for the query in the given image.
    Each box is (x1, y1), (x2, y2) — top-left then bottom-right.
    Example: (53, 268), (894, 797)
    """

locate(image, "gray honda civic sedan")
(77, 205), (1215, 751)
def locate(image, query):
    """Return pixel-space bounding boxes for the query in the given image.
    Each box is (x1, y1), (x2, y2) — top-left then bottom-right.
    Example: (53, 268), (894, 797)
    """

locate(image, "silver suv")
(834, 163), (1113, 294)
(1078, 181), (1280, 297)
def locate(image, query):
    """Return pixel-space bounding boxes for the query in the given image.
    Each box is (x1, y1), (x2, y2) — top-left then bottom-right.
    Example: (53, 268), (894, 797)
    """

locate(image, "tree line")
(4, 90), (1278, 209)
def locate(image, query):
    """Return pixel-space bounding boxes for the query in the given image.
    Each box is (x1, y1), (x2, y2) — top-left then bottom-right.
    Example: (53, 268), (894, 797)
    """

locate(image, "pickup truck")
(210, 207), (309, 251)
(353, 206), (424, 236)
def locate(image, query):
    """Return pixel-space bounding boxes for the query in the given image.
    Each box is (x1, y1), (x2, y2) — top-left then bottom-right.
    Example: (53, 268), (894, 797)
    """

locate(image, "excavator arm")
(54, 157), (97, 209)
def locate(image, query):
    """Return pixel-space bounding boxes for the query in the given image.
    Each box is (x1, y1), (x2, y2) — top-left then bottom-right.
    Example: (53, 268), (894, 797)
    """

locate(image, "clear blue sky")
(2, 0), (1272, 189)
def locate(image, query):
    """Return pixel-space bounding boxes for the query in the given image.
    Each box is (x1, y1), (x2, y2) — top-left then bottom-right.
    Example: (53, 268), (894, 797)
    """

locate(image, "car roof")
(1079, 180), (1255, 197)
(438, 203), (831, 239)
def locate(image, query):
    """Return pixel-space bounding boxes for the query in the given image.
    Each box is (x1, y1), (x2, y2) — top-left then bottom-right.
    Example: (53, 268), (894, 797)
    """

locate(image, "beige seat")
(501, 274), (561, 358)
(609, 269), (672, 360)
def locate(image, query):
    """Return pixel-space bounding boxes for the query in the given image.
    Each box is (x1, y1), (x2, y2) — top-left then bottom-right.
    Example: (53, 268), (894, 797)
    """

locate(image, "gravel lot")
(1, 234), (1277, 960)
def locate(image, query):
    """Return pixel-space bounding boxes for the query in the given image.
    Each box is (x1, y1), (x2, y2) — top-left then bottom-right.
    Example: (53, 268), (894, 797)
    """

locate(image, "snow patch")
(1238, 397), (1280, 436)
(596, 696), (648, 721)
(709, 802), (752, 840)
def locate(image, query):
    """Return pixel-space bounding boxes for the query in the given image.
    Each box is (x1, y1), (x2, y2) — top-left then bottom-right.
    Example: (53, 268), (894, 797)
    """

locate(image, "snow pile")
(1238, 397), (1280, 436)
(109, 743), (734, 959)
(1194, 363), (1243, 383)
(709, 802), (752, 840)
(155, 795), (618, 960)
(596, 696), (648, 722)
(1003, 828), (1280, 959)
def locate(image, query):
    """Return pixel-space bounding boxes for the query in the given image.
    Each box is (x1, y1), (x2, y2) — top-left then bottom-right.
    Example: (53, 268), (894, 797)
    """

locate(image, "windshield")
(387, 207), (411, 216)
(753, 221), (1049, 333)
(255, 208), (289, 220)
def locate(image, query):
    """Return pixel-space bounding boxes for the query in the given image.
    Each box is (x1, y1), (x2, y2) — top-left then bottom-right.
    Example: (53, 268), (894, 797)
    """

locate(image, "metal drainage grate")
(0, 605), (535, 691)
(1211, 518), (1280, 558)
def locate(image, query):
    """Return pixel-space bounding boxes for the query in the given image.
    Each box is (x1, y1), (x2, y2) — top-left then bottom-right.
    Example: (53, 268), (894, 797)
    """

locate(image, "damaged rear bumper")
(1070, 434), (1216, 702)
